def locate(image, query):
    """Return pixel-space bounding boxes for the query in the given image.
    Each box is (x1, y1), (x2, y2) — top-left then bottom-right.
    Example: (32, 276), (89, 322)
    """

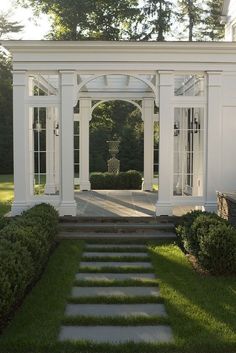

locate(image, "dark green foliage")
(177, 211), (236, 275)
(90, 170), (142, 190)
(0, 203), (59, 325)
(0, 239), (34, 321)
(0, 53), (13, 174)
(202, 0), (225, 41)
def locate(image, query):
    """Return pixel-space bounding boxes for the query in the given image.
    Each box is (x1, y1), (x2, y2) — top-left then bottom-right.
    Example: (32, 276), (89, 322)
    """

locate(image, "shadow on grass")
(149, 244), (236, 352)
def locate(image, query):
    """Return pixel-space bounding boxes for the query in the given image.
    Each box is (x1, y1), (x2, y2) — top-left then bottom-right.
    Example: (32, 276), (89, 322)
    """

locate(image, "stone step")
(59, 325), (173, 343)
(71, 286), (159, 298)
(58, 231), (176, 240)
(60, 216), (176, 224)
(60, 222), (175, 233)
(65, 303), (167, 318)
(76, 273), (156, 281)
(83, 252), (149, 258)
(85, 244), (147, 249)
(79, 261), (153, 269)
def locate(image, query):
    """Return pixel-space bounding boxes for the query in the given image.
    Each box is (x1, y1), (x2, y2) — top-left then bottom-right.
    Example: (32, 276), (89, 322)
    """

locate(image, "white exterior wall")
(2, 41), (236, 216)
(224, 0), (236, 40)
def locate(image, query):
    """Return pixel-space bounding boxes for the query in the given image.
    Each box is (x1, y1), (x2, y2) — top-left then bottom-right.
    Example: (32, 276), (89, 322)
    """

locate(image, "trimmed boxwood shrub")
(90, 170), (142, 190)
(0, 203), (58, 325)
(198, 223), (236, 275)
(176, 210), (236, 275)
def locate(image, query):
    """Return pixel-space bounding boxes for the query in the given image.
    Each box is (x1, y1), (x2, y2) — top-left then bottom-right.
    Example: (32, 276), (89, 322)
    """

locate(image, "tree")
(18, 0), (140, 40)
(142, 0), (172, 41)
(0, 14), (23, 174)
(202, 0), (224, 41)
(0, 13), (23, 39)
(177, 0), (203, 41)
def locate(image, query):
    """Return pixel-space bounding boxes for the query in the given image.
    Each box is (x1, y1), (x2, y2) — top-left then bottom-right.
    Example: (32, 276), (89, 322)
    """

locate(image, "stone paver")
(83, 252), (149, 258)
(76, 273), (156, 281)
(65, 303), (167, 317)
(71, 286), (159, 298)
(80, 261), (153, 269)
(85, 244), (147, 249)
(59, 325), (173, 343)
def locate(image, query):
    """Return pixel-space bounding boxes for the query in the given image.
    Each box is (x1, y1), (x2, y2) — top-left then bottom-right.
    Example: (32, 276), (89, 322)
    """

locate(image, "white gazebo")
(2, 40), (236, 216)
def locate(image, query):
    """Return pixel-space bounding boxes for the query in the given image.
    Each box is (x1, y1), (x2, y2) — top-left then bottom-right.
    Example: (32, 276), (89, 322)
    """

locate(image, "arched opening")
(90, 100), (144, 180)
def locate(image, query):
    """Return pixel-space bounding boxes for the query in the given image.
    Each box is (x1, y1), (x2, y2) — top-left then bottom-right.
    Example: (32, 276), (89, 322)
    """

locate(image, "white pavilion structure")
(1, 40), (236, 216)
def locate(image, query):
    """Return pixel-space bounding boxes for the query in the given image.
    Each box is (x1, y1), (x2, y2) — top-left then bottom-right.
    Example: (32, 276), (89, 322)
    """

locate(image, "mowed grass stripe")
(62, 315), (170, 326)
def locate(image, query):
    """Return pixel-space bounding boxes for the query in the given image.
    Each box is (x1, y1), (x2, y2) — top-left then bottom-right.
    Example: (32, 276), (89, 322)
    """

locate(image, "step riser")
(60, 216), (176, 224)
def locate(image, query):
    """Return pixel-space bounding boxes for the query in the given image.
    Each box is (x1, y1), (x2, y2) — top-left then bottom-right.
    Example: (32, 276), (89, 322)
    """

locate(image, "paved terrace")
(75, 191), (192, 217)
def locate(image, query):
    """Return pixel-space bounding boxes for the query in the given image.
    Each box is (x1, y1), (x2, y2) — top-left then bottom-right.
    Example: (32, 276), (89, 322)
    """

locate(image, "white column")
(45, 107), (57, 194)
(11, 71), (31, 215)
(59, 71), (77, 216)
(79, 98), (91, 191)
(142, 98), (154, 191)
(156, 71), (174, 216)
(204, 71), (222, 212)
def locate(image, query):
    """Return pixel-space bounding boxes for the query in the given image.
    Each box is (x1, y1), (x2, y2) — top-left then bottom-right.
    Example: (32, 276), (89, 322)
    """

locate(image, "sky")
(0, 0), (51, 39)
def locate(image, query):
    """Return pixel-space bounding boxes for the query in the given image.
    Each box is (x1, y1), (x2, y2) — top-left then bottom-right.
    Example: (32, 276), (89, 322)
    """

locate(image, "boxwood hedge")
(176, 210), (236, 275)
(90, 170), (142, 190)
(0, 203), (58, 325)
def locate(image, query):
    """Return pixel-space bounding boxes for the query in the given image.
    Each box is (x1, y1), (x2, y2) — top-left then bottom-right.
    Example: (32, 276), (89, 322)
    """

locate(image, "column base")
(142, 181), (153, 191)
(156, 202), (173, 216)
(45, 184), (57, 195)
(59, 201), (77, 216)
(80, 181), (91, 191)
(202, 202), (217, 213)
(11, 201), (30, 216)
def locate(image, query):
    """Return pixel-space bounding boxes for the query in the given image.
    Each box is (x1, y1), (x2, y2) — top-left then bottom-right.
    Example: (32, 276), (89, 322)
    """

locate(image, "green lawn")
(0, 241), (235, 353)
(0, 175), (14, 216)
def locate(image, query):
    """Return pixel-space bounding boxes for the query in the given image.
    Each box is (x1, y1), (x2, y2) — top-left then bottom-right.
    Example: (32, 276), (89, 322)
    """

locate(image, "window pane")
(29, 74), (59, 96)
(173, 107), (204, 197)
(175, 74), (205, 96)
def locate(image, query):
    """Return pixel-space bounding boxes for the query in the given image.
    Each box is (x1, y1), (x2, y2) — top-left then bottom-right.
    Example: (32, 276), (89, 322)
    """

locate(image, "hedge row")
(90, 170), (142, 190)
(176, 211), (236, 275)
(0, 203), (58, 324)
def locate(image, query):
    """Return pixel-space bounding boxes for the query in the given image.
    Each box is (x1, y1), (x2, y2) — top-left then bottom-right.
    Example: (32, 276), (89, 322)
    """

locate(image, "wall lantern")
(174, 121), (180, 136)
(193, 113), (201, 133)
(54, 122), (59, 136)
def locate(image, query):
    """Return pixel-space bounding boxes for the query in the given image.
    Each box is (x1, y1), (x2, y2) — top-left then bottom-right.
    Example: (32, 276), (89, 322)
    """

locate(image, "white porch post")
(156, 71), (174, 216)
(142, 98), (154, 191)
(59, 71), (77, 216)
(45, 107), (57, 194)
(204, 71), (222, 212)
(79, 98), (91, 191)
(11, 71), (31, 215)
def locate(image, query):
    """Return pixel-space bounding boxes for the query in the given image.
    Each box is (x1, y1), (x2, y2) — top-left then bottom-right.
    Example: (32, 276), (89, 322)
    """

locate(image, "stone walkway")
(75, 190), (193, 217)
(59, 242), (174, 344)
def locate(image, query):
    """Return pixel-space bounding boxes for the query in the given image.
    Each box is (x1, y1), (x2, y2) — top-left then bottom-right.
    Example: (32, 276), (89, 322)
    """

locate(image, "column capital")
(60, 70), (76, 86)
(207, 71), (222, 87)
(12, 70), (27, 86)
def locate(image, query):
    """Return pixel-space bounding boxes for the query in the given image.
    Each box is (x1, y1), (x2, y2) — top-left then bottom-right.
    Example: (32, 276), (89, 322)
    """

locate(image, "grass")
(0, 241), (236, 353)
(0, 175), (14, 216)
(62, 315), (169, 326)
(74, 279), (158, 287)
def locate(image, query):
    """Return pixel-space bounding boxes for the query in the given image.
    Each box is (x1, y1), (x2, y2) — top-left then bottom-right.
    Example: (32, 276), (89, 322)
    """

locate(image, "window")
(173, 107), (204, 197)
(233, 24), (236, 41)
(174, 74), (205, 96)
(74, 121), (80, 188)
(29, 74), (59, 96)
(29, 107), (59, 196)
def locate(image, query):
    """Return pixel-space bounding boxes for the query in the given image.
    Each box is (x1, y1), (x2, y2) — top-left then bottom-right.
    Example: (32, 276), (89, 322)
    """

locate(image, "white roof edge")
(2, 40), (236, 54)
(222, 0), (230, 16)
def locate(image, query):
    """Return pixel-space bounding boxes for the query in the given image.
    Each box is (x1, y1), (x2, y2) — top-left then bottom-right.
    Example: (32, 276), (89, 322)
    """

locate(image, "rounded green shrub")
(127, 170), (142, 189)
(90, 172), (105, 189)
(0, 239), (34, 319)
(198, 223), (236, 275)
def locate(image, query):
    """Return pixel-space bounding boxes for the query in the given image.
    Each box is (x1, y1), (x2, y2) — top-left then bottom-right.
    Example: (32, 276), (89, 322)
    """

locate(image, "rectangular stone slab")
(85, 244), (147, 249)
(83, 252), (149, 258)
(71, 286), (159, 298)
(79, 261), (153, 268)
(75, 273), (156, 281)
(59, 325), (173, 343)
(65, 303), (167, 317)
